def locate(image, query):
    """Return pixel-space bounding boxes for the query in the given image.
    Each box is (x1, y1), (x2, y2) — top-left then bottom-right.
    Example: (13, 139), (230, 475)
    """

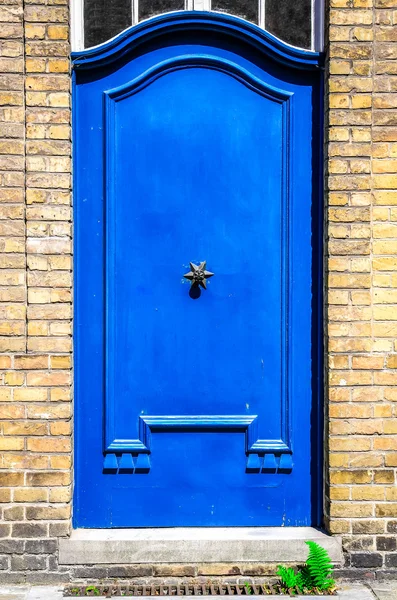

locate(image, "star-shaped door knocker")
(183, 261), (214, 289)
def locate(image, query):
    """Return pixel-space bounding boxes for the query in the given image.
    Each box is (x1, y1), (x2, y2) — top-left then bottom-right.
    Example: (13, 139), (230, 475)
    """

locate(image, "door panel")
(73, 13), (323, 528)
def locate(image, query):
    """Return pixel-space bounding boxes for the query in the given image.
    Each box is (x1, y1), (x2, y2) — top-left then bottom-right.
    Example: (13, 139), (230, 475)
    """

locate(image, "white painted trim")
(132, 0), (139, 26)
(195, 0), (210, 11)
(259, 0), (265, 31)
(71, 0), (84, 51)
(312, 0), (324, 51)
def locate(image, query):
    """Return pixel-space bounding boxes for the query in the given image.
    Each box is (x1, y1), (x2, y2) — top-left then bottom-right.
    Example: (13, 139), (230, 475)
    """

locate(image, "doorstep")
(58, 527), (342, 565)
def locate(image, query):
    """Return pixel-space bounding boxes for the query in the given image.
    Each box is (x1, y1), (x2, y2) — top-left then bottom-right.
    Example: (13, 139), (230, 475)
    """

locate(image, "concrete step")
(59, 527), (342, 565)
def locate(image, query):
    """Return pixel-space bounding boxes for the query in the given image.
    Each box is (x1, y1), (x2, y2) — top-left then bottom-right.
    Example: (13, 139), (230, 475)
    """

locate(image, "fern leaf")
(305, 541), (334, 591)
(277, 565), (299, 590)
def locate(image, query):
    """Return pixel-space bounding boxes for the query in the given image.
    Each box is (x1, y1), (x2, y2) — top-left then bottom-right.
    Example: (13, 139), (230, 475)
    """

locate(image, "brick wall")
(0, 0), (72, 582)
(326, 0), (397, 573)
(0, 0), (396, 583)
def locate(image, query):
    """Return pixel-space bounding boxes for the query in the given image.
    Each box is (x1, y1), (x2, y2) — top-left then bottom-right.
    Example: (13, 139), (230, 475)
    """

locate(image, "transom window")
(72, 0), (323, 52)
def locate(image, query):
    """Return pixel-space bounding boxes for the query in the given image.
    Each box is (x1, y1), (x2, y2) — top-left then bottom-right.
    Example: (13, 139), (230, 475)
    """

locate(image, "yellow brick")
(374, 289), (397, 304)
(26, 371), (70, 387)
(373, 322), (397, 337)
(374, 404), (393, 418)
(329, 290), (349, 304)
(374, 305), (397, 320)
(50, 455), (71, 469)
(329, 403), (372, 418)
(50, 421), (71, 436)
(330, 437), (371, 451)
(14, 355), (48, 370)
(374, 471), (395, 484)
(330, 502), (373, 517)
(330, 60), (351, 74)
(352, 356), (384, 369)
(352, 27), (373, 41)
(47, 59), (69, 74)
(376, 503), (397, 517)
(47, 25), (69, 40)
(383, 420), (397, 434)
(329, 94), (350, 108)
(329, 128), (350, 141)
(4, 372), (24, 386)
(330, 487), (350, 500)
(330, 355), (349, 369)
(329, 273), (371, 288)
(374, 191), (397, 205)
(13, 488), (48, 503)
(387, 354), (397, 368)
(351, 129), (372, 142)
(352, 486), (385, 501)
(28, 322), (48, 336)
(330, 451), (350, 467)
(373, 208), (389, 221)
(330, 470), (372, 485)
(373, 223), (397, 237)
(374, 174), (397, 189)
(351, 95), (372, 108)
(351, 290), (371, 305)
(25, 24), (46, 39)
(350, 453), (384, 468)
(386, 488), (397, 501)
(373, 159), (397, 173)
(0, 437), (24, 451)
(13, 388), (47, 402)
(25, 58), (46, 73)
(27, 437), (71, 453)
(49, 487), (72, 503)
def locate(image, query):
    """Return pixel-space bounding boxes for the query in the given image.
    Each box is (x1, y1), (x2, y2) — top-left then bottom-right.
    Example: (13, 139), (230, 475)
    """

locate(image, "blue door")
(73, 13), (323, 528)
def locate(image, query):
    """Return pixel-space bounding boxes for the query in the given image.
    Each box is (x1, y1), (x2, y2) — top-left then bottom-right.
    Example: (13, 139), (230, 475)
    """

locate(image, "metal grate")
(64, 583), (336, 597)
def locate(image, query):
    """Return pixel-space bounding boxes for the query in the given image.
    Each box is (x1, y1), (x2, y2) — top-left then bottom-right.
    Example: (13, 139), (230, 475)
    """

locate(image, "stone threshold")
(59, 527), (342, 565)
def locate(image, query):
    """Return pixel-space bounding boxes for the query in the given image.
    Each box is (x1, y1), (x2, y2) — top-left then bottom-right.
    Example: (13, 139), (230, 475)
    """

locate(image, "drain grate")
(64, 583), (336, 597)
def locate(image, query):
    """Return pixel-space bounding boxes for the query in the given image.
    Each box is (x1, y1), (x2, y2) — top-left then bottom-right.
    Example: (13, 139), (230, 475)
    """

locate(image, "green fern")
(305, 541), (335, 591)
(277, 565), (299, 590)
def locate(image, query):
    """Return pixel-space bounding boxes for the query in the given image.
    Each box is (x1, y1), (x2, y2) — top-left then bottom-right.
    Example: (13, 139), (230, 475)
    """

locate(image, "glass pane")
(84, 0), (132, 48)
(139, 0), (184, 21)
(265, 0), (311, 49)
(211, 0), (258, 25)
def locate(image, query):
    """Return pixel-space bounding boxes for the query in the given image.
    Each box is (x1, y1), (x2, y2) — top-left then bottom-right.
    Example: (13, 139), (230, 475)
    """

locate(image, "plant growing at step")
(85, 586), (100, 596)
(243, 582), (252, 595)
(277, 541), (335, 595)
(305, 541), (335, 591)
(276, 566), (303, 593)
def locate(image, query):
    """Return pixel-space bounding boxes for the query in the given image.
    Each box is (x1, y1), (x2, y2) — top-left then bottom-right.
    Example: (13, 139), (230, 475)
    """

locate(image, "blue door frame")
(72, 13), (324, 528)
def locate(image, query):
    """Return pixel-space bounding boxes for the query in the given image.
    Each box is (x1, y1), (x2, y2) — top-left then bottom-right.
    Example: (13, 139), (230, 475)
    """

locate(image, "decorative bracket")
(104, 415), (292, 474)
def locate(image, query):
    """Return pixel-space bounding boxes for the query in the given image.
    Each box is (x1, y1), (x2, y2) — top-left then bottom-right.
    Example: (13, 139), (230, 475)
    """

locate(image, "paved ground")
(0, 583), (395, 599)
(370, 582), (397, 600)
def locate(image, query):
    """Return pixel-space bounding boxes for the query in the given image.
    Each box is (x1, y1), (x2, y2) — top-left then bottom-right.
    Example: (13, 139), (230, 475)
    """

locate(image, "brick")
(350, 553), (383, 568)
(27, 437), (71, 453)
(11, 555), (46, 571)
(352, 520), (386, 534)
(377, 503), (397, 516)
(11, 523), (47, 538)
(13, 488), (48, 503)
(26, 472), (70, 487)
(26, 506), (70, 520)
